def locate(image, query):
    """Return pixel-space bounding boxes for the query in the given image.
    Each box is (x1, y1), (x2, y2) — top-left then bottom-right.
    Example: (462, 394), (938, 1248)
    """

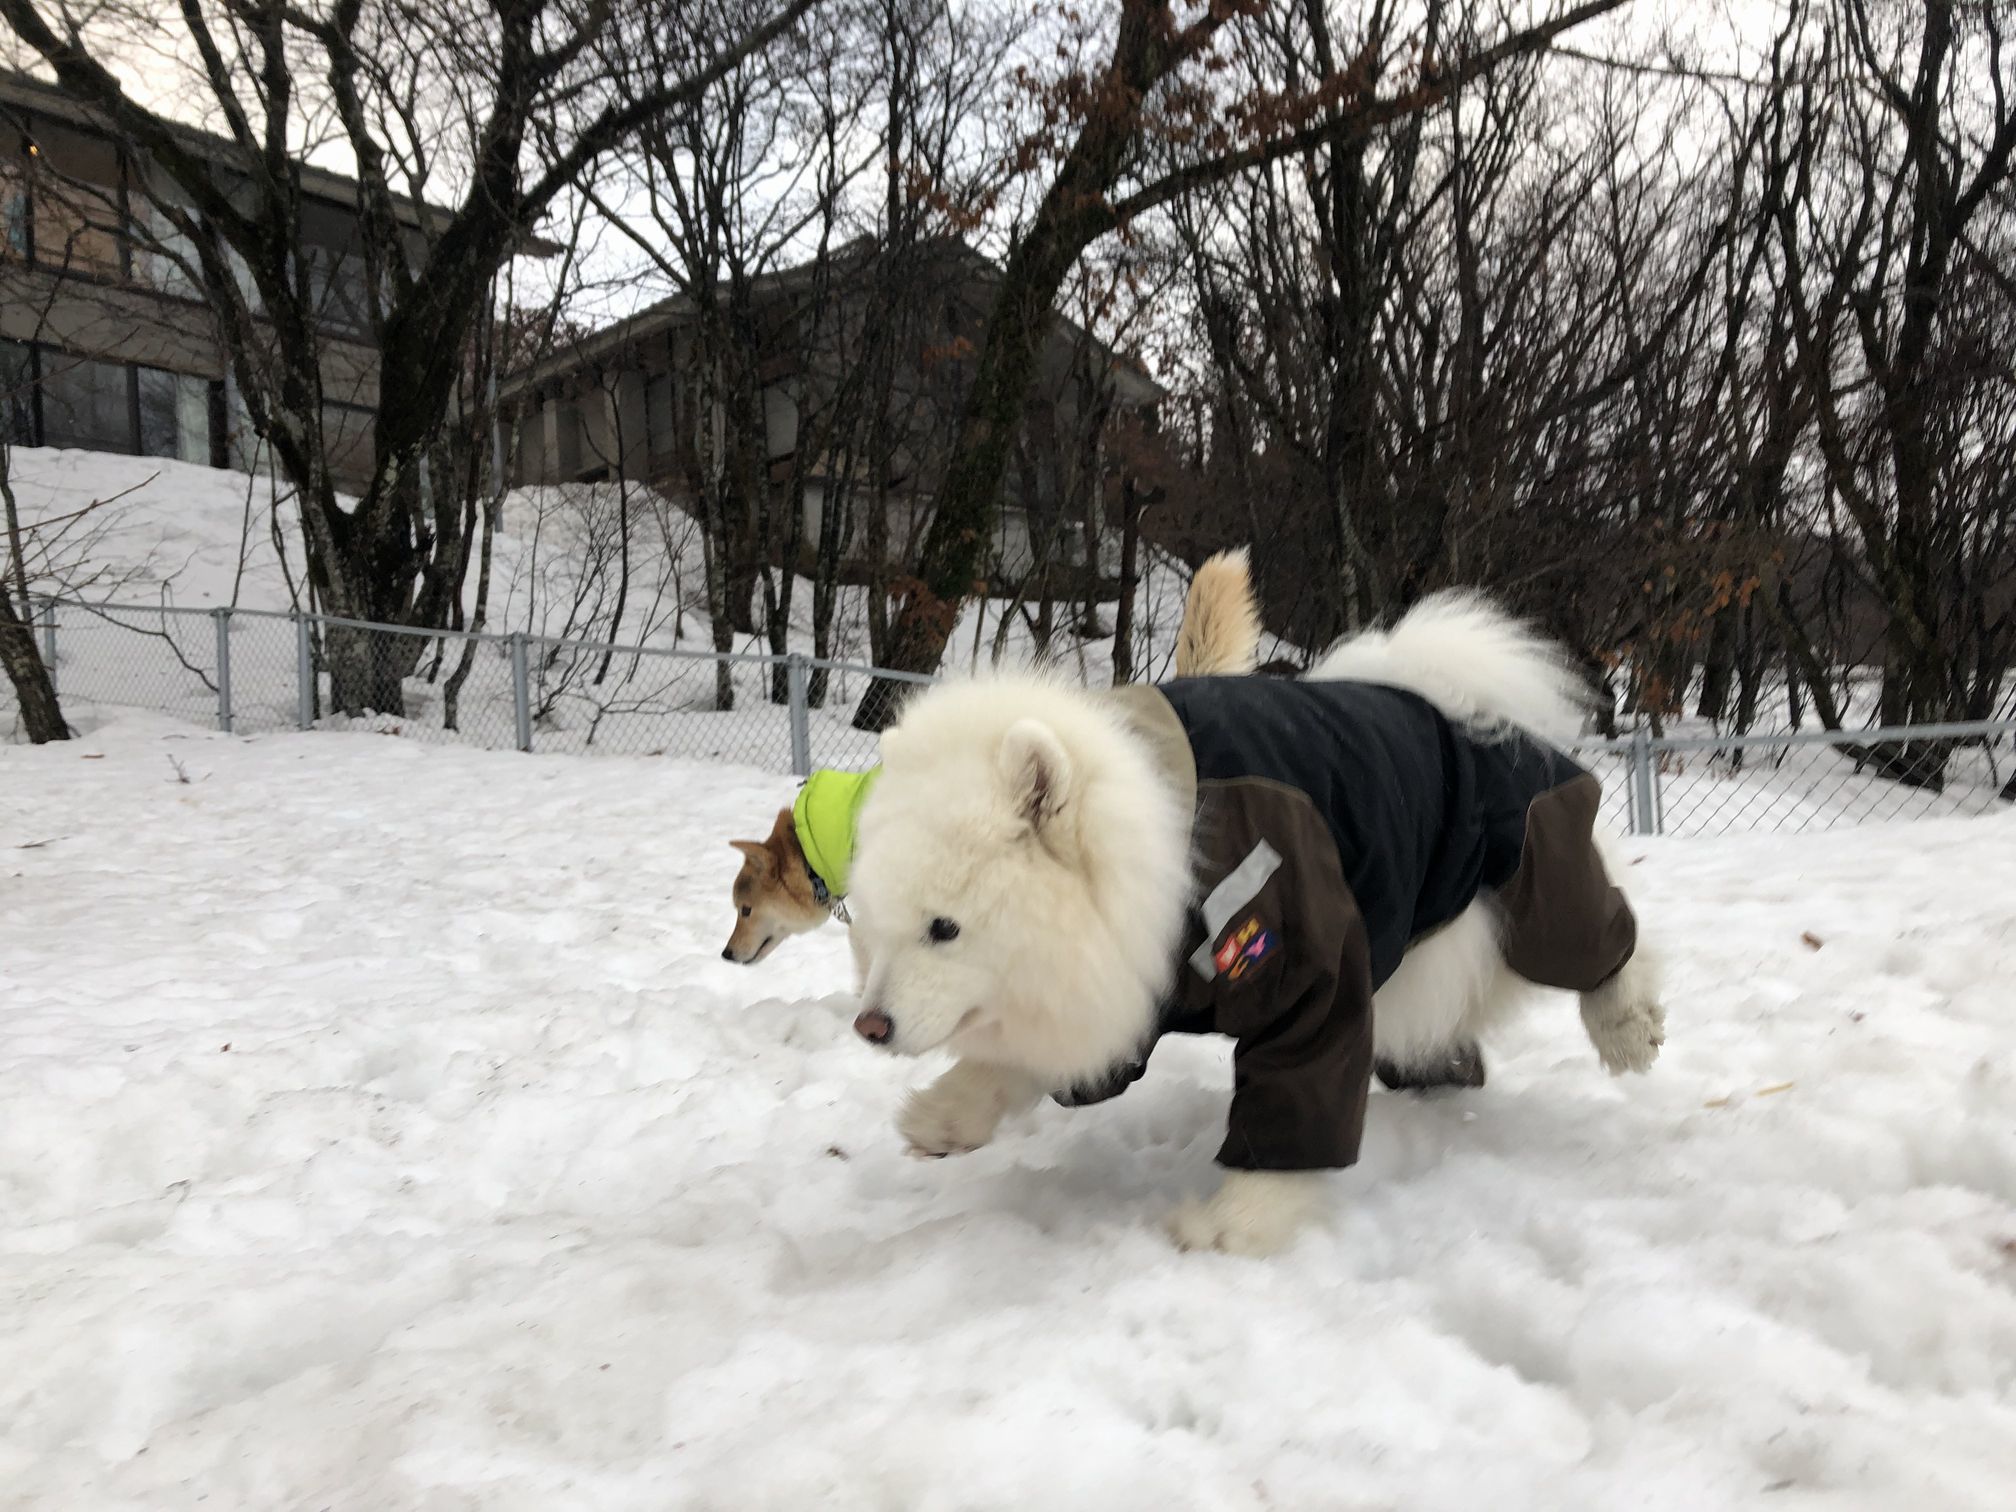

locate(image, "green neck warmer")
(791, 766), (881, 900)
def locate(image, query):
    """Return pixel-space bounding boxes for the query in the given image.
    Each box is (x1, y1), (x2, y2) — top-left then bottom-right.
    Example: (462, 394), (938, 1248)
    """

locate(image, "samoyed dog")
(843, 571), (1664, 1256)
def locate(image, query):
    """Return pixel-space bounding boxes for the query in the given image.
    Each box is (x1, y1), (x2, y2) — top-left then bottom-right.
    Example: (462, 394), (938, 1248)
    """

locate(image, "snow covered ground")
(4, 720), (2014, 1510)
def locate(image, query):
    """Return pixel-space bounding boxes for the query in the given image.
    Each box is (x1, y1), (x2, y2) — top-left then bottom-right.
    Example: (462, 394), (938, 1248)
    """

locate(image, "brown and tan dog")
(723, 807), (841, 966)
(722, 548), (1264, 971)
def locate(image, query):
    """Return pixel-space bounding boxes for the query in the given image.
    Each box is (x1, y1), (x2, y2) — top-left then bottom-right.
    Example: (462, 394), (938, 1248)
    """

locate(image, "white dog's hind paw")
(896, 1060), (1041, 1158)
(1166, 1170), (1322, 1257)
(1581, 987), (1666, 1075)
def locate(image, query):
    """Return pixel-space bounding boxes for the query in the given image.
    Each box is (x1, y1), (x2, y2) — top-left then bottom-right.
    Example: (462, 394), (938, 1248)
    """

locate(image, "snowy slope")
(5, 446), (1218, 769)
(3, 721), (2013, 1510)
(4, 445), (1210, 681)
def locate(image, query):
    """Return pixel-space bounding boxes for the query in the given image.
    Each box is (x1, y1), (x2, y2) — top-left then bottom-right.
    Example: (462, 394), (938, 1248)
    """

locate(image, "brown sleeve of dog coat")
(1495, 773), (1639, 993)
(1178, 781), (1378, 1172)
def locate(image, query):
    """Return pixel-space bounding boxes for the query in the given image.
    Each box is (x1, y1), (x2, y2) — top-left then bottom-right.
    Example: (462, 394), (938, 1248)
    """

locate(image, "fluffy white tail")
(1174, 550), (1262, 678)
(1307, 591), (1590, 745)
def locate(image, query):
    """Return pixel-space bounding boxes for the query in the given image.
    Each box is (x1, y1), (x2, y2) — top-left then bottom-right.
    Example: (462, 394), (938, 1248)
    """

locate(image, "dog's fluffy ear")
(999, 718), (1073, 832)
(730, 839), (776, 876)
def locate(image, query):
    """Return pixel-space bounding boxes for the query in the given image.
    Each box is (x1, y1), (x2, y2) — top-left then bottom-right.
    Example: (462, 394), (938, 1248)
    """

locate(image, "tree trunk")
(703, 522), (736, 711)
(0, 595), (67, 743)
(1111, 477), (1142, 685)
(1762, 578), (1847, 731)
(726, 554), (763, 637)
(808, 465), (856, 710)
(322, 623), (411, 717)
(1732, 603), (1764, 735)
(595, 473), (635, 686)
(311, 456), (438, 717)
(851, 219), (1081, 726)
(444, 486), (499, 733)
(1696, 608), (1738, 720)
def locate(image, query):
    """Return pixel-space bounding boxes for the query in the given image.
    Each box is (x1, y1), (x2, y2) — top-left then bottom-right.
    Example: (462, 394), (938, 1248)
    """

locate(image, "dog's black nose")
(854, 1007), (893, 1044)
(721, 946), (736, 962)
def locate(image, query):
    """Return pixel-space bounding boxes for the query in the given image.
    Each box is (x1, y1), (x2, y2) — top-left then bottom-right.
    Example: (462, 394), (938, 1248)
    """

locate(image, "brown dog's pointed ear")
(765, 806), (806, 861)
(730, 839), (776, 875)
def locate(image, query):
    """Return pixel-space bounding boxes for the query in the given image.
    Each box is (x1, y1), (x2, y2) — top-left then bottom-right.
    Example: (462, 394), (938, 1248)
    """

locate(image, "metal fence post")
(1649, 736), (1665, 835)
(510, 633), (532, 752)
(786, 652), (812, 776)
(39, 597), (57, 694)
(294, 612), (314, 730)
(212, 607), (234, 733)
(1629, 726), (1658, 836)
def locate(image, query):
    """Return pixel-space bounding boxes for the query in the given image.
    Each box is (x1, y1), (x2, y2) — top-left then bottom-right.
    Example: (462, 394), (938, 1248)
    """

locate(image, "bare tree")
(0, 433), (66, 741)
(1759, 0), (2016, 779)
(851, 0), (1631, 727)
(1, 0), (824, 716)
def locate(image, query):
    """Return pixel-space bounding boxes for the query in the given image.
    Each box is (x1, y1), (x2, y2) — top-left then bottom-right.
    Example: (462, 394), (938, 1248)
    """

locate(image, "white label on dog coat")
(1188, 839), (1282, 981)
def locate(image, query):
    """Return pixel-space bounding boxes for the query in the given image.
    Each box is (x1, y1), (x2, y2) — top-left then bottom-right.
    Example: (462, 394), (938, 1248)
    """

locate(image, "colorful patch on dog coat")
(1228, 927), (1277, 981)
(1215, 915), (1277, 981)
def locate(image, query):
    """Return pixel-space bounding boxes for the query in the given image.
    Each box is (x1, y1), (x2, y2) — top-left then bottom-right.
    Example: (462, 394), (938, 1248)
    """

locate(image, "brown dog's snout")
(854, 1007), (893, 1044)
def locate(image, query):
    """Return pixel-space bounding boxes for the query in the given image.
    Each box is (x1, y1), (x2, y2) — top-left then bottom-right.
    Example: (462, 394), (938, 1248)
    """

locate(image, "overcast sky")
(3, 0), (1796, 339)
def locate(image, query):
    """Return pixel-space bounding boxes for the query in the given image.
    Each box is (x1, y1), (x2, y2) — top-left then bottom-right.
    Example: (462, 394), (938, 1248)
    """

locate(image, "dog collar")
(800, 866), (852, 925)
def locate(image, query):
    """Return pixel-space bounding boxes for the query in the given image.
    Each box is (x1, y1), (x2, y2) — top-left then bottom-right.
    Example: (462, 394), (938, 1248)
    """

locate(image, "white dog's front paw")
(1581, 985), (1666, 1075)
(898, 1089), (994, 1157)
(1580, 945), (1665, 1076)
(1166, 1170), (1323, 1257)
(897, 1061), (1041, 1158)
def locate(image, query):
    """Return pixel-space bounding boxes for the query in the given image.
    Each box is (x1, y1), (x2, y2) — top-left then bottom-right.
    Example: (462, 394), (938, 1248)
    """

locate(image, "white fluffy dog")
(845, 587), (1664, 1256)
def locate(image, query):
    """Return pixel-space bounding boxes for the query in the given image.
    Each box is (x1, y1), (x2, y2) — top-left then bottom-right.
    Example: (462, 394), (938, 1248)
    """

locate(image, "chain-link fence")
(1570, 721), (2015, 836)
(19, 597), (912, 773)
(12, 596), (2014, 835)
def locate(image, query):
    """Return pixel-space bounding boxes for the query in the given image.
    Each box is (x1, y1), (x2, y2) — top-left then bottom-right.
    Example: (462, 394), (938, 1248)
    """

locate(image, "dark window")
(136, 364), (176, 456)
(135, 365), (212, 464)
(20, 124), (124, 281)
(306, 243), (371, 334)
(39, 351), (134, 452)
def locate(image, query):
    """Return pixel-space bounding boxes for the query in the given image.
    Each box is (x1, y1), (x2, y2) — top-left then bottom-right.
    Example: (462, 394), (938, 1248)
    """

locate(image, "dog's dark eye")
(928, 917), (960, 944)
(740, 905), (752, 918)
